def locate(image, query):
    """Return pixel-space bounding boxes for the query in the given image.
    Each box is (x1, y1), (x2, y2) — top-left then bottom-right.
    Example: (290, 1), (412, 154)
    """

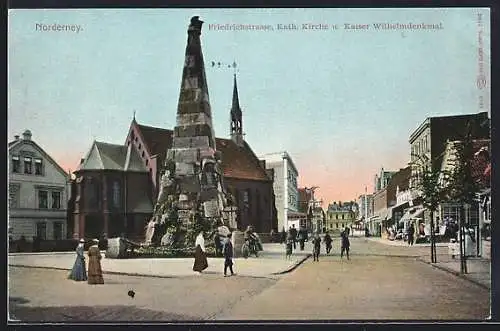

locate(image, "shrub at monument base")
(131, 245), (218, 258)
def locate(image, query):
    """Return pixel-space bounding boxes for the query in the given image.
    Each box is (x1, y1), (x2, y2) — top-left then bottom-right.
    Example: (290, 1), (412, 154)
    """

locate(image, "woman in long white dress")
(193, 231), (208, 273)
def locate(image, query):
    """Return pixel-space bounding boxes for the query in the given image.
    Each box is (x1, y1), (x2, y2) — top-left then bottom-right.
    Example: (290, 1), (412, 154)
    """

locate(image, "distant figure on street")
(312, 233), (321, 262)
(285, 231), (294, 259)
(324, 232), (333, 254)
(298, 227), (307, 251)
(290, 224), (298, 249)
(223, 233), (235, 277)
(365, 226), (370, 237)
(280, 227), (286, 244)
(270, 229), (276, 243)
(340, 229), (350, 260)
(193, 231), (208, 273)
(68, 238), (87, 282)
(408, 223), (415, 246)
(213, 229), (223, 257)
(87, 239), (104, 284)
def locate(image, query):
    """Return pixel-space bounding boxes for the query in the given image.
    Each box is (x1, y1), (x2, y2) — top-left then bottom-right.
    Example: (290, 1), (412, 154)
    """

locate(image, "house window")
(112, 181), (120, 208)
(336, 223), (339, 229)
(38, 190), (48, 209)
(12, 156), (20, 173)
(51, 191), (61, 209)
(138, 143), (142, 150)
(53, 222), (63, 240)
(142, 151), (145, 158)
(36, 222), (47, 240)
(336, 214), (338, 220)
(35, 158), (43, 175)
(342, 214), (345, 220)
(24, 157), (33, 174)
(146, 159), (149, 166)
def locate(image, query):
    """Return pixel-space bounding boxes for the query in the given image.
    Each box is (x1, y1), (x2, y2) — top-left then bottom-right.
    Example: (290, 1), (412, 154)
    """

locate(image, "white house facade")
(259, 151), (299, 231)
(8, 130), (70, 241)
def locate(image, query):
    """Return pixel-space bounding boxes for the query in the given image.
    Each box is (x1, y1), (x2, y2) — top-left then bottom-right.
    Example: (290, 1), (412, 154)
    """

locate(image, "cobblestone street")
(8, 238), (490, 321)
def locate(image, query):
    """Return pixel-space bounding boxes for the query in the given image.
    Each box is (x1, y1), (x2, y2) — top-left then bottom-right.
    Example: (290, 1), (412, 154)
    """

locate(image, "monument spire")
(152, 16), (227, 248)
(230, 73), (244, 146)
(175, 15), (216, 149)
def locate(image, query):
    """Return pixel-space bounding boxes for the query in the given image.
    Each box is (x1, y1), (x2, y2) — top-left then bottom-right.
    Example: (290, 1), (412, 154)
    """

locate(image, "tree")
(410, 155), (451, 263)
(447, 123), (481, 273)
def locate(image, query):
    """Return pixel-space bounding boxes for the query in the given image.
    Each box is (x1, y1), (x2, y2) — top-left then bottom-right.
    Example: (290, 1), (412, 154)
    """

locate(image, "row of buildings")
(357, 111), (491, 254)
(8, 17), (318, 242)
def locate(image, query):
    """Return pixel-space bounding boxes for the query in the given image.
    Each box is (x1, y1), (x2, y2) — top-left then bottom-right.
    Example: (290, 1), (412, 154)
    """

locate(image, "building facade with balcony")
(8, 130), (70, 241)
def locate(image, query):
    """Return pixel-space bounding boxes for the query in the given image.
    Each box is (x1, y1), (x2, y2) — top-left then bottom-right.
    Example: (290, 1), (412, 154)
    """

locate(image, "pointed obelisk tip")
(189, 16), (204, 31)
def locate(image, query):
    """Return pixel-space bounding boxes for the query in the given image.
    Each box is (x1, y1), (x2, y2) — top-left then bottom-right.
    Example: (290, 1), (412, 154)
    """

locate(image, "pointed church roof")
(231, 74), (242, 118)
(78, 141), (147, 172)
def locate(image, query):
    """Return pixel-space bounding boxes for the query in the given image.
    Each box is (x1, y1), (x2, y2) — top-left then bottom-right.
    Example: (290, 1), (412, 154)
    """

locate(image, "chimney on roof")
(22, 130), (32, 141)
(80, 158), (85, 164)
(14, 135), (19, 141)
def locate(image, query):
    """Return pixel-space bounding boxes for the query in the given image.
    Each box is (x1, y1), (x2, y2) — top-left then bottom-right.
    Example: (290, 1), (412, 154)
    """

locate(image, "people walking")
(68, 239), (87, 282)
(223, 233), (235, 277)
(285, 231), (293, 259)
(312, 233), (321, 261)
(290, 224), (298, 249)
(324, 232), (333, 254)
(280, 227), (286, 244)
(340, 229), (350, 260)
(408, 223), (415, 246)
(213, 229), (223, 257)
(298, 227), (307, 251)
(193, 231), (208, 273)
(87, 239), (104, 284)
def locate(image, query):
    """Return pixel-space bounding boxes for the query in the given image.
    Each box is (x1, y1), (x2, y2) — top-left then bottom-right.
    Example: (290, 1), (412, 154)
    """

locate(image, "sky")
(8, 8), (491, 205)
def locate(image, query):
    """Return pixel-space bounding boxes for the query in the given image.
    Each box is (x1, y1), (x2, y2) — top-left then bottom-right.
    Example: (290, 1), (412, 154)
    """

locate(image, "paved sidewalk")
(8, 243), (311, 279)
(365, 236), (448, 247)
(419, 255), (491, 290)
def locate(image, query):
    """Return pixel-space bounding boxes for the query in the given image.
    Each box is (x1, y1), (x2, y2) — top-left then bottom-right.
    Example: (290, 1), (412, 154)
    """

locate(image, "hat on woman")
(92, 238), (99, 244)
(79, 239), (85, 243)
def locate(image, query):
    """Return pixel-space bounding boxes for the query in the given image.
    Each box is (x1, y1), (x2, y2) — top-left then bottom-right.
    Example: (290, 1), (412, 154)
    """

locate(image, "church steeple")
(230, 73), (244, 146)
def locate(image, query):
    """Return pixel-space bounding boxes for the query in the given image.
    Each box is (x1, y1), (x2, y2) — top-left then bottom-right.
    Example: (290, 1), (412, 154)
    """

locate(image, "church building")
(70, 18), (276, 239)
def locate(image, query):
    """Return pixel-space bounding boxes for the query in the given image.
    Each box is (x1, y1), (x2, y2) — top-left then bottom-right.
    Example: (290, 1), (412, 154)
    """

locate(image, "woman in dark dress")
(193, 231), (208, 273)
(87, 239), (104, 284)
(68, 239), (87, 281)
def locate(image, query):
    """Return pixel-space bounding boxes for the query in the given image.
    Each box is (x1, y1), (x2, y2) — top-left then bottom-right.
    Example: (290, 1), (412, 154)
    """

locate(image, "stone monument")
(150, 16), (234, 248)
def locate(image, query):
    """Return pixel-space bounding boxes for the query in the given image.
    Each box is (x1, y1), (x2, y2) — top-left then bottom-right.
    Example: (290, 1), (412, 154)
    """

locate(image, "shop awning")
(399, 206), (425, 223)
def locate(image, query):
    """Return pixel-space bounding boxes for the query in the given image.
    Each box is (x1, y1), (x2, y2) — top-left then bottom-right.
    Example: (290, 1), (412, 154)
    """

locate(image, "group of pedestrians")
(192, 230), (236, 277)
(311, 228), (351, 261)
(68, 238), (104, 284)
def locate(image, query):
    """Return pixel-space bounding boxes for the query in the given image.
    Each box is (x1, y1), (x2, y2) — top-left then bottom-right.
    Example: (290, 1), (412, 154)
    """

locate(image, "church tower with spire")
(230, 74), (244, 147)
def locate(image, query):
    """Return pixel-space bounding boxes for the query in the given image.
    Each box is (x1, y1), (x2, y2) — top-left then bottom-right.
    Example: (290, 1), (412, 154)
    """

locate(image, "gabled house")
(8, 130), (70, 241)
